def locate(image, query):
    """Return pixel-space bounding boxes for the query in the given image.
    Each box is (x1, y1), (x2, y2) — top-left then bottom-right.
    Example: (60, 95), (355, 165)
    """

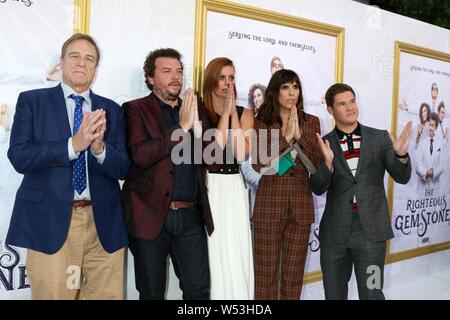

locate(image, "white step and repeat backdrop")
(1, 0), (449, 300)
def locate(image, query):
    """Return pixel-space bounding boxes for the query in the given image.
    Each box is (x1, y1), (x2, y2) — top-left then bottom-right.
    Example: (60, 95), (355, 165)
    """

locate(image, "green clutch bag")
(275, 152), (296, 176)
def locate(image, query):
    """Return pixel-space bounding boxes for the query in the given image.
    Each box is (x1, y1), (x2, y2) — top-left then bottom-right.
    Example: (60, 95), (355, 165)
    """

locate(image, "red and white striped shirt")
(336, 124), (361, 211)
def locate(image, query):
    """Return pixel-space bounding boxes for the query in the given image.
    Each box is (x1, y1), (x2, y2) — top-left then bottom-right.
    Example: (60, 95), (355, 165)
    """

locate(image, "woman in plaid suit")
(252, 69), (324, 299)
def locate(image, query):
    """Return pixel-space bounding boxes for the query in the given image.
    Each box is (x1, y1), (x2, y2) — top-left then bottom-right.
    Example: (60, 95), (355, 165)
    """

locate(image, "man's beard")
(162, 85), (181, 102)
(166, 90), (180, 101)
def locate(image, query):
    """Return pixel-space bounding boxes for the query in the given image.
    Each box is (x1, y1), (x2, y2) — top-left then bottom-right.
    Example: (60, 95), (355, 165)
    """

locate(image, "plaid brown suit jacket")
(252, 111), (323, 225)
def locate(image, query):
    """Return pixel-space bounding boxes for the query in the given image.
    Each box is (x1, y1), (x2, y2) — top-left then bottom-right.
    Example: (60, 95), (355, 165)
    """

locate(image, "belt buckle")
(73, 200), (91, 208)
(169, 201), (196, 210)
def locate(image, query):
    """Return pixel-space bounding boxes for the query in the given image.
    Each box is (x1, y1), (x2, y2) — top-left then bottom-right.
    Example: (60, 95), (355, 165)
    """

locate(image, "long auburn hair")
(256, 69), (304, 126)
(202, 57), (236, 122)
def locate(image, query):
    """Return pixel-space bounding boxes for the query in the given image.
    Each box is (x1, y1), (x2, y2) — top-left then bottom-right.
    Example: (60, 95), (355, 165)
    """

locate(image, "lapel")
(354, 124), (367, 179)
(429, 144), (434, 168)
(329, 129), (354, 181)
(51, 84), (72, 139)
(142, 93), (169, 133)
(90, 90), (101, 112)
(87, 90), (103, 168)
(430, 137), (439, 167)
(141, 93), (197, 162)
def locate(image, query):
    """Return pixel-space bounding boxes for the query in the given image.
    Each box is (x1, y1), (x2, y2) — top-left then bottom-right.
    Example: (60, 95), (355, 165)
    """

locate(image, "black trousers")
(129, 207), (210, 300)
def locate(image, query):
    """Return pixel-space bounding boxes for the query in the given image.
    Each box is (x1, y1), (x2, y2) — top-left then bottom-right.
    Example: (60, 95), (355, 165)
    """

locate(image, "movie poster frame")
(387, 41), (450, 264)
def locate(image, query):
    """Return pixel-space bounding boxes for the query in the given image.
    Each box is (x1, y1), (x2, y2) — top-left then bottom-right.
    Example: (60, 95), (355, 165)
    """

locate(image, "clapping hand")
(179, 88), (197, 132)
(72, 109), (104, 153)
(284, 107), (297, 143)
(293, 107), (301, 141)
(316, 133), (334, 172)
(90, 109), (106, 155)
(0, 103), (9, 130)
(398, 98), (408, 111)
(223, 84), (237, 117)
(192, 95), (202, 139)
(390, 121), (413, 157)
(46, 63), (62, 82)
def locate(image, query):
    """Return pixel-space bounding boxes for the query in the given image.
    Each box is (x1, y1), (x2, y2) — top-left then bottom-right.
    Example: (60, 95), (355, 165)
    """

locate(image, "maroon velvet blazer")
(121, 93), (215, 240)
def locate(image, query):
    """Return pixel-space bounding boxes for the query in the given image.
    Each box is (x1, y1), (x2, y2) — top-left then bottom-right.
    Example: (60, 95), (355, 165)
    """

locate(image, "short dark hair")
(431, 82), (439, 92)
(143, 48), (183, 90)
(325, 83), (356, 107)
(438, 100), (445, 112)
(61, 33), (100, 66)
(430, 112), (440, 127)
(270, 56), (283, 71)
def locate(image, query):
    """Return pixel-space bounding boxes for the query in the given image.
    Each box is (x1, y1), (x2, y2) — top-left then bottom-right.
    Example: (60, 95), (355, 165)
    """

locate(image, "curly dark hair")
(143, 48), (183, 90)
(247, 83), (266, 112)
(419, 103), (431, 125)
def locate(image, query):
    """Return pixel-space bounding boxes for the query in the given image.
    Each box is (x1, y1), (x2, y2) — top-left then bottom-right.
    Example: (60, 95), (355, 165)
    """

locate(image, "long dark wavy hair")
(419, 102), (431, 125)
(256, 69), (304, 126)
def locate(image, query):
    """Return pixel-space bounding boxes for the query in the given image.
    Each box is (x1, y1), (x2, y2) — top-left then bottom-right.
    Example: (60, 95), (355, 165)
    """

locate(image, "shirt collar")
(335, 122), (361, 140)
(61, 82), (92, 106)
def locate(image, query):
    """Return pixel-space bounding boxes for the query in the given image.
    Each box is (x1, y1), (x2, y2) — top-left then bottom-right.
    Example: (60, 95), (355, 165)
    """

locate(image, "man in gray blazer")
(312, 83), (413, 300)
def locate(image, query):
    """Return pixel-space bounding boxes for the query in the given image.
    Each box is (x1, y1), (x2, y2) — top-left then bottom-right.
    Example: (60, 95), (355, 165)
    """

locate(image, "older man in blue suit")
(6, 33), (130, 299)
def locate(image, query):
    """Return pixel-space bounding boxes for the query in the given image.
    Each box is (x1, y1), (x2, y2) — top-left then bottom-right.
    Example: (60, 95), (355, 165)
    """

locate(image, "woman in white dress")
(201, 57), (254, 299)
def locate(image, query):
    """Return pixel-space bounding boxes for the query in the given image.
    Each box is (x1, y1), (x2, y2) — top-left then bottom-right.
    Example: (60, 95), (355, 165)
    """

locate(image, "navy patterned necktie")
(69, 94), (87, 194)
(430, 138), (433, 155)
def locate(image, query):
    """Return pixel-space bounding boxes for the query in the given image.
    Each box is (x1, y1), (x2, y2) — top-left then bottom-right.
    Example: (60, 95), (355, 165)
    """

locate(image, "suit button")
(165, 193), (170, 197)
(290, 172), (294, 177)
(353, 180), (357, 184)
(169, 170), (174, 175)
(349, 200), (353, 204)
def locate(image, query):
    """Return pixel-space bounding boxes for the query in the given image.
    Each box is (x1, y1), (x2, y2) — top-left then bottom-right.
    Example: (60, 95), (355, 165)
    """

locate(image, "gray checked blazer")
(312, 124), (412, 244)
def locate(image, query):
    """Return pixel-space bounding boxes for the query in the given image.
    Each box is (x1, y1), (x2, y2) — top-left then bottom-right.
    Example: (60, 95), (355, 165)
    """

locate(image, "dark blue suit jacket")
(6, 84), (130, 254)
